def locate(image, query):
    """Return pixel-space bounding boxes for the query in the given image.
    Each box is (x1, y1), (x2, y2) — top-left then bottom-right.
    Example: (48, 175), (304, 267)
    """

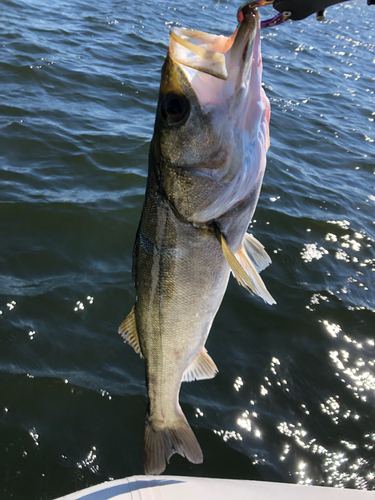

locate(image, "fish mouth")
(166, 10), (259, 106)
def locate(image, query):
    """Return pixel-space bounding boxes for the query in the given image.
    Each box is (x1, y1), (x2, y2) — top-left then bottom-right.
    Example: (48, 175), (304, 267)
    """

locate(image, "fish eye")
(161, 93), (190, 124)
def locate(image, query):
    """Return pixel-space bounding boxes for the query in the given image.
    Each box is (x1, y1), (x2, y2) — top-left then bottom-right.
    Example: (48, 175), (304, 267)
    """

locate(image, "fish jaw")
(152, 10), (270, 225)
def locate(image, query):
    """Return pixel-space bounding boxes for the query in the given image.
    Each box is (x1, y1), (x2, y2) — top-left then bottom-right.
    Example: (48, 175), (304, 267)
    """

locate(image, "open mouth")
(168, 9), (259, 81)
(166, 10), (260, 108)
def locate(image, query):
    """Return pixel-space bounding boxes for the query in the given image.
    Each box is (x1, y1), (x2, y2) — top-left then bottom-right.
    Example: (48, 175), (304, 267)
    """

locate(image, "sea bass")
(119, 7), (275, 475)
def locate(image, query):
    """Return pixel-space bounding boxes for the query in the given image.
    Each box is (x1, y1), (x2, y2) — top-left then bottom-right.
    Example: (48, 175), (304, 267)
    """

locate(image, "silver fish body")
(119, 9), (274, 475)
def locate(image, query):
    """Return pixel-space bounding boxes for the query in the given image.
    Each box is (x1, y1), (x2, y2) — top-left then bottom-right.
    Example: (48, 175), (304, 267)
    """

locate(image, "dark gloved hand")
(273, 0), (348, 20)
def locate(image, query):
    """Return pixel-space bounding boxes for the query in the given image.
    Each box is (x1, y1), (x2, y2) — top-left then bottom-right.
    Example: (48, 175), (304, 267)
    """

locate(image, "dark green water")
(0, 0), (374, 498)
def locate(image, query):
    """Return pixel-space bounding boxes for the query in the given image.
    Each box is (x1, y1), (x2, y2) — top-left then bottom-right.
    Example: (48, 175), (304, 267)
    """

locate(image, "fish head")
(152, 9), (270, 223)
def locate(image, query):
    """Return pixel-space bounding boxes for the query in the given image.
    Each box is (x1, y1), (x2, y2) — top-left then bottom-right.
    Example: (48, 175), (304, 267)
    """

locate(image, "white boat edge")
(54, 475), (375, 500)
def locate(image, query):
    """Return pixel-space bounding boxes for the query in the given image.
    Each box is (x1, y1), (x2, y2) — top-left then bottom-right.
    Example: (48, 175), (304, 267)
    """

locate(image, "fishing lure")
(237, 0), (291, 28)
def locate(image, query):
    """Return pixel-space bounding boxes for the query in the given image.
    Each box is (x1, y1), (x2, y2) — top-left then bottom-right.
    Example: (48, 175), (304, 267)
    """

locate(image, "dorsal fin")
(216, 228), (276, 305)
(182, 348), (218, 382)
(118, 306), (143, 358)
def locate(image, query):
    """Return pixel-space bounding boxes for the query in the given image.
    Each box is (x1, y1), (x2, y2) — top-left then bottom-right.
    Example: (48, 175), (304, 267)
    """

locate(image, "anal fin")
(182, 348), (218, 382)
(118, 306), (143, 358)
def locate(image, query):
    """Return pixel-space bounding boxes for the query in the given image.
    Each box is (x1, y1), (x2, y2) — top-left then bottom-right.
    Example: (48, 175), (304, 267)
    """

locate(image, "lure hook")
(237, 0), (291, 28)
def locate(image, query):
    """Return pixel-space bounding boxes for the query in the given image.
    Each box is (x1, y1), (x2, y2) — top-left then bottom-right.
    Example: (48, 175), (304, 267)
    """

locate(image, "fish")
(119, 6), (275, 475)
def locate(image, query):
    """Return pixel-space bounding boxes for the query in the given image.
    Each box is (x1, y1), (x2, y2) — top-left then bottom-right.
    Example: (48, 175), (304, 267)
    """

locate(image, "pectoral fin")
(118, 306), (143, 358)
(216, 229), (276, 305)
(182, 348), (218, 382)
(243, 232), (272, 273)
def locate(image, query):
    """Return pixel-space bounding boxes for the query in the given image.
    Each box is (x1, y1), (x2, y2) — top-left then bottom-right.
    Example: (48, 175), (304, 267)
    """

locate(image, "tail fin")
(144, 410), (203, 475)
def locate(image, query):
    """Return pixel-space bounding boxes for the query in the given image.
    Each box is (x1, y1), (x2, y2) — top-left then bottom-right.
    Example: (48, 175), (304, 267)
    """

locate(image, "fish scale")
(119, 9), (275, 475)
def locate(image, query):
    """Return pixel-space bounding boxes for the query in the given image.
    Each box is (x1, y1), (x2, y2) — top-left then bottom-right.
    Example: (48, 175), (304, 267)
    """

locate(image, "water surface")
(0, 0), (374, 498)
